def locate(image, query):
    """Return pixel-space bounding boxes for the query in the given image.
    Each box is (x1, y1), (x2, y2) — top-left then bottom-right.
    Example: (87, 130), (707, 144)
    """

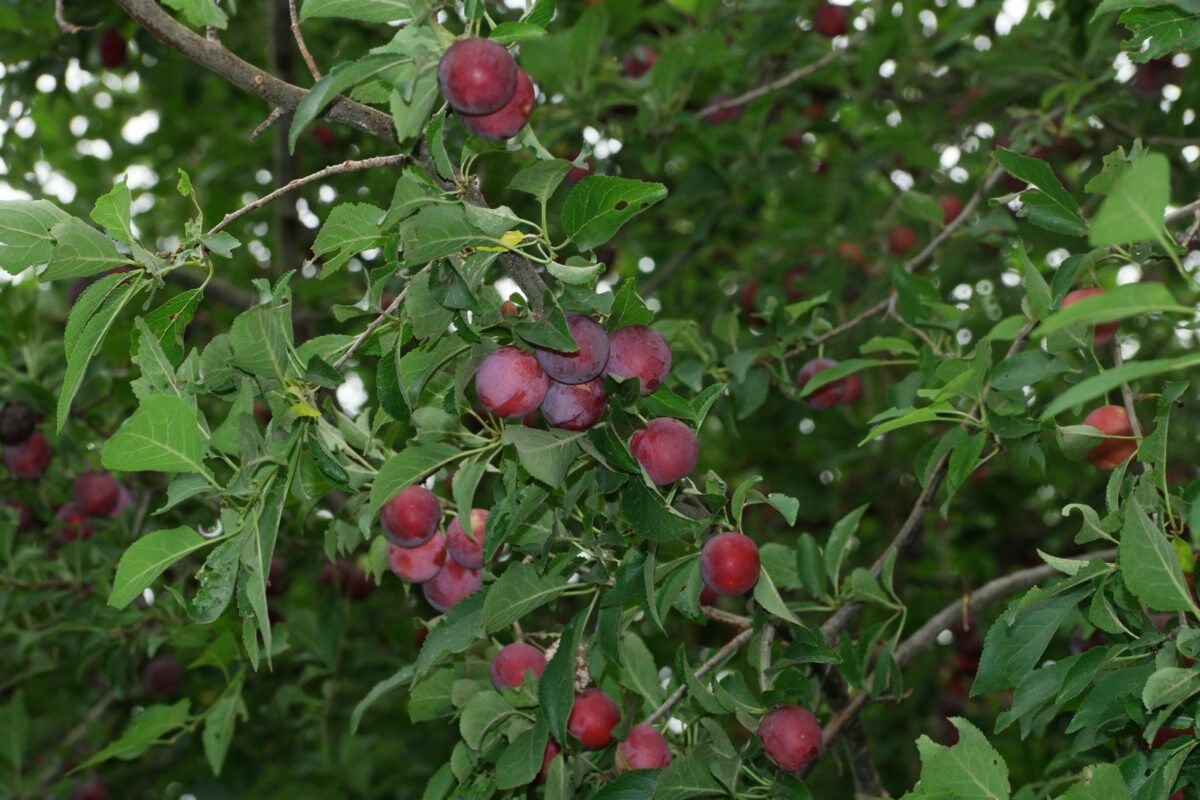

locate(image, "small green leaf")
(109, 526), (217, 609)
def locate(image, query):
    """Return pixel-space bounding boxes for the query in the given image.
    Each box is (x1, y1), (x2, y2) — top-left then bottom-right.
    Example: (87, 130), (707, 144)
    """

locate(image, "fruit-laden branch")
(114, 0), (550, 312)
(697, 28), (869, 119)
(818, 549), (1117, 751)
(820, 319), (1037, 643)
(208, 155), (412, 236)
(643, 626), (755, 725)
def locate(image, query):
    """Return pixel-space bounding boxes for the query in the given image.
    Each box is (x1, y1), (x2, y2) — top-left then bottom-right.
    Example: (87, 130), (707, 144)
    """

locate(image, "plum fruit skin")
(74, 472), (121, 517)
(423, 558), (483, 613)
(605, 326), (671, 395)
(461, 69), (535, 141)
(475, 346), (550, 418)
(630, 418), (699, 485)
(437, 38), (518, 115)
(388, 532), (447, 583)
(540, 378), (607, 431)
(700, 532), (761, 596)
(813, 2), (848, 38)
(1083, 405), (1137, 470)
(4, 430), (52, 477)
(758, 705), (822, 772)
(380, 485), (442, 548)
(616, 724), (673, 770)
(490, 642), (547, 690)
(1061, 288), (1118, 347)
(446, 508), (490, 569)
(567, 688), (621, 750)
(534, 313), (610, 384)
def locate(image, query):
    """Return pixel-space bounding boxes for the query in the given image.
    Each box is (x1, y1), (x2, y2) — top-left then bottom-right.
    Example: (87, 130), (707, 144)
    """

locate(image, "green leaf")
(620, 481), (707, 542)
(972, 586), (1089, 695)
(301, 0), (414, 22)
(1120, 488), (1198, 613)
(993, 148), (1087, 237)
(415, 591), (486, 678)
(1118, 7), (1200, 62)
(76, 701), (191, 769)
(607, 279), (654, 329)
(594, 770), (659, 798)
(824, 504), (868, 590)
(409, 668), (458, 722)
(496, 717), (550, 790)
(400, 205), (493, 264)
(561, 176), (668, 251)
(0, 693), (29, 771)
(288, 53), (410, 152)
(753, 568), (801, 624)
(383, 169), (440, 228)
(0, 199), (70, 272)
(539, 604), (591, 743)
(501, 427), (582, 487)
(350, 664), (414, 733)
(58, 274), (144, 428)
(460, 691), (517, 750)
(619, 631), (663, 705)
(1089, 153), (1170, 247)
(1142, 666), (1200, 710)
(229, 302), (296, 382)
(109, 526), (217, 609)
(141, 290), (203, 365)
(653, 745), (725, 799)
(1039, 353), (1200, 420)
(908, 719), (1011, 799)
(1060, 764), (1131, 800)
(43, 217), (131, 281)
(797, 358), (892, 398)
(368, 440), (465, 517)
(391, 71), (439, 146)
(547, 259), (604, 286)
(510, 159), (573, 204)
(899, 191), (944, 225)
(102, 394), (210, 475)
(482, 562), (567, 633)
(312, 203), (384, 277)
(90, 181), (136, 245)
(162, 0), (228, 28)
(490, 21), (548, 44)
(202, 674), (244, 776)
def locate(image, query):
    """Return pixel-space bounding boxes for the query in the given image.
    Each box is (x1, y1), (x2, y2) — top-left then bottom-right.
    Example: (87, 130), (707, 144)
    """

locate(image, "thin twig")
(208, 155), (410, 235)
(288, 0), (322, 80)
(54, 0), (86, 33)
(251, 107), (287, 141)
(697, 30), (868, 119)
(1166, 197), (1200, 225)
(818, 549), (1116, 751)
(643, 627), (755, 725)
(702, 606), (753, 627)
(1110, 340), (1145, 442)
(333, 287), (408, 370)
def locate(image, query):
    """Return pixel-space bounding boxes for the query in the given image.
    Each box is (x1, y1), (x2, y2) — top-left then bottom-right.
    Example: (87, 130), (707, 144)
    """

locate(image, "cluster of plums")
(382, 485), (487, 612)
(438, 38), (535, 141)
(474, 316), (702, 485)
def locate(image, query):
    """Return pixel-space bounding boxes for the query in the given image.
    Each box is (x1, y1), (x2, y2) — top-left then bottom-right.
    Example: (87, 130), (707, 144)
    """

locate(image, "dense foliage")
(3, 0), (1200, 798)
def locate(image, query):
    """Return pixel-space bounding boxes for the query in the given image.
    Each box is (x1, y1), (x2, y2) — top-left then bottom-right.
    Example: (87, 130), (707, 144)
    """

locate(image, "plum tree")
(534, 313), (610, 384)
(489, 642), (547, 690)
(616, 724), (672, 770)
(700, 532), (761, 596)
(567, 688), (621, 750)
(436, 38), (518, 115)
(539, 378), (608, 431)
(446, 508), (489, 569)
(630, 418), (699, 485)
(460, 69), (535, 141)
(141, 654), (183, 697)
(4, 429), (52, 477)
(0, 401), (37, 445)
(387, 533), (446, 584)
(605, 325), (672, 394)
(380, 485), (441, 548)
(796, 358), (863, 409)
(888, 225), (919, 254)
(422, 558), (482, 613)
(73, 472), (122, 517)
(758, 705), (822, 772)
(1061, 288), (1118, 347)
(813, 2), (849, 38)
(475, 346), (550, 417)
(1082, 405), (1138, 470)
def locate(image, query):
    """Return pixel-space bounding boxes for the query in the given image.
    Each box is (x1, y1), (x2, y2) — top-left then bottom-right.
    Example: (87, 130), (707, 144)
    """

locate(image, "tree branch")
(819, 549), (1116, 751)
(333, 286), (408, 370)
(643, 626), (755, 725)
(288, 0), (322, 80)
(1166, 197), (1200, 225)
(208, 155), (411, 236)
(54, 0), (87, 33)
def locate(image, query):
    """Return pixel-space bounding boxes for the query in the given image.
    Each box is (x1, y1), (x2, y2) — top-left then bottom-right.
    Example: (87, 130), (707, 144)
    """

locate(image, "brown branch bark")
(288, 0), (322, 80)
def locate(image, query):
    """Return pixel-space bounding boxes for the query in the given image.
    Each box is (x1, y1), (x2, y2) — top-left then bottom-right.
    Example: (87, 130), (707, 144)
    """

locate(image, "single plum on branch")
(423, 558), (482, 613)
(700, 532), (761, 596)
(630, 418), (699, 485)
(437, 38), (518, 115)
(758, 705), (822, 772)
(567, 688), (621, 750)
(616, 724), (672, 770)
(1082, 405), (1138, 470)
(540, 378), (608, 431)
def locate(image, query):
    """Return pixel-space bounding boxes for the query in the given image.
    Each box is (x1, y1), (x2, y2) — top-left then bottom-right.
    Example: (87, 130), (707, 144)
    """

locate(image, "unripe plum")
(1082, 405), (1137, 470)
(758, 705), (822, 772)
(888, 225), (919, 254)
(630, 418), (699, 485)
(388, 532), (447, 584)
(1061, 288), (1118, 347)
(540, 378), (607, 431)
(437, 38), (518, 115)
(422, 558), (482, 613)
(57, 505), (94, 541)
(446, 508), (489, 569)
(795, 358), (862, 409)
(535, 314), (610, 384)
(700, 532), (761, 596)
(0, 402), (38, 445)
(461, 69), (535, 141)
(380, 485), (441, 548)
(616, 724), (672, 770)
(4, 430), (52, 478)
(537, 740), (560, 784)
(141, 654), (183, 697)
(813, 3), (848, 38)
(939, 194), (965, 224)
(490, 642), (547, 690)
(567, 688), (621, 750)
(475, 346), (550, 418)
(98, 29), (127, 69)
(606, 325), (671, 395)
(74, 472), (121, 517)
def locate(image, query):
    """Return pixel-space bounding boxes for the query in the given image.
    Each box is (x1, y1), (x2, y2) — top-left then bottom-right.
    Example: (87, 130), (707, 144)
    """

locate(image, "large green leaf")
(1120, 487), (1198, 613)
(561, 176), (668, 251)
(482, 562), (567, 633)
(994, 148), (1087, 237)
(1089, 153), (1170, 247)
(43, 217), (131, 281)
(109, 526), (217, 609)
(312, 203), (384, 277)
(0, 199), (70, 271)
(906, 719), (1011, 800)
(102, 394), (210, 475)
(1039, 353), (1200, 420)
(301, 0), (415, 22)
(1031, 282), (1189, 339)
